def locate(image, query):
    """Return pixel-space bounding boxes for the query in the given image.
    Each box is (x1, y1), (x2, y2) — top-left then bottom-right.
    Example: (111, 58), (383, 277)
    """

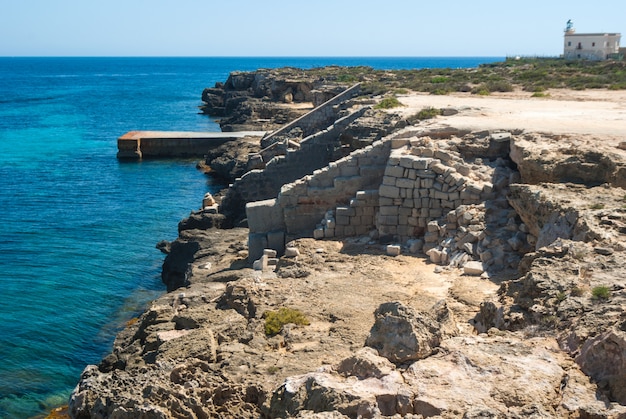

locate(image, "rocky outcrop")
(510, 133), (626, 188)
(200, 69), (349, 132)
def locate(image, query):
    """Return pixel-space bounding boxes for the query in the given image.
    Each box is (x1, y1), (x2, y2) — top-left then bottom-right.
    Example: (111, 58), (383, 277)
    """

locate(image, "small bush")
(556, 292), (567, 302)
(264, 307), (310, 335)
(374, 96), (405, 109)
(531, 92), (549, 98)
(591, 285), (611, 300)
(590, 203), (605, 210)
(431, 76), (449, 83)
(415, 106), (441, 120)
(571, 286), (585, 297)
(471, 84), (491, 95)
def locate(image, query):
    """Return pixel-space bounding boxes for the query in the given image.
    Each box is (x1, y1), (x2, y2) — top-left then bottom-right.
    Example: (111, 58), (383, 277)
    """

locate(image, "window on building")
(568, 41), (571, 46)
(592, 42), (595, 46)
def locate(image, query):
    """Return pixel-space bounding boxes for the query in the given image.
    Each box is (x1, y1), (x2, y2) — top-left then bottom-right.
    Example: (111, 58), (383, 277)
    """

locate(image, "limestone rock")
(365, 302), (442, 363)
(463, 260), (485, 276)
(576, 330), (626, 404)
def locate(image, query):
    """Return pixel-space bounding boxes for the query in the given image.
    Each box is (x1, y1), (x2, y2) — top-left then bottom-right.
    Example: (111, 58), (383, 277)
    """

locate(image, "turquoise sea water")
(0, 56), (501, 418)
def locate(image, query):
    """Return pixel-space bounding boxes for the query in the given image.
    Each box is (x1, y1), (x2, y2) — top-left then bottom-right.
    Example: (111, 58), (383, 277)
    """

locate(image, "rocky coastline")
(69, 66), (626, 418)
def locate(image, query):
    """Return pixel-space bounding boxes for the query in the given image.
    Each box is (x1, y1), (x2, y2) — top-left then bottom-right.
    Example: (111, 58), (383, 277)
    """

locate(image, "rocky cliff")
(69, 69), (626, 418)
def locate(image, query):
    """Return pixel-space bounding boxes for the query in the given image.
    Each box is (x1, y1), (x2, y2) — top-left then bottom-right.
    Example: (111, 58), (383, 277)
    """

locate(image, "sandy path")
(394, 89), (626, 141)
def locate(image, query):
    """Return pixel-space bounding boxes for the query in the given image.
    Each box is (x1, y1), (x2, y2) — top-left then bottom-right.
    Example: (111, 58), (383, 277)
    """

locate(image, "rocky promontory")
(70, 64), (626, 418)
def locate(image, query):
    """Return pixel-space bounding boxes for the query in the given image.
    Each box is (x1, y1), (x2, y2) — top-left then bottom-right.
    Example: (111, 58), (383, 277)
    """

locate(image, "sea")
(0, 56), (502, 418)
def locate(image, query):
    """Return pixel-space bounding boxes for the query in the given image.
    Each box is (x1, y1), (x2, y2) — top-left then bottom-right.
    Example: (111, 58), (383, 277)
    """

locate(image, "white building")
(563, 20), (621, 60)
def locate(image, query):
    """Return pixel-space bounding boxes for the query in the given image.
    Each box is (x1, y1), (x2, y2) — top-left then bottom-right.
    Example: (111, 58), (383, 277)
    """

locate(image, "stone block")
(361, 206), (375, 216)
(427, 220), (440, 233)
(384, 165), (405, 178)
(407, 169), (417, 180)
(340, 164), (360, 177)
(324, 228), (335, 238)
(426, 248), (443, 264)
(424, 231), (439, 243)
(246, 199), (284, 234)
(344, 225), (356, 236)
(429, 208), (443, 218)
(417, 170), (436, 179)
(386, 245), (401, 256)
(313, 227), (325, 239)
(431, 162), (447, 174)
(434, 149), (454, 162)
(382, 175), (396, 186)
(434, 190), (448, 200)
(430, 199), (441, 209)
(377, 215), (399, 226)
(391, 138), (409, 148)
(441, 200), (455, 209)
(379, 184), (400, 199)
(336, 215), (350, 225)
(463, 261), (485, 276)
(396, 178), (415, 189)
(336, 206), (356, 217)
(379, 206), (399, 216)
(334, 176), (362, 191)
(284, 247), (300, 258)
(412, 158), (432, 170)
(266, 232), (285, 255)
(248, 233), (268, 262)
(400, 156), (416, 169)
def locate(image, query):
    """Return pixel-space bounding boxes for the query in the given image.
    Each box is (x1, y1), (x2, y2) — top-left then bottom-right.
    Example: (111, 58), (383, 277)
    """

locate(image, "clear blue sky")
(1, 0), (624, 57)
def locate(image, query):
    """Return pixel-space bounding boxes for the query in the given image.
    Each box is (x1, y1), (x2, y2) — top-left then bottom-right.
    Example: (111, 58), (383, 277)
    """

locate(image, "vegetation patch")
(264, 307), (310, 335)
(374, 96), (405, 109)
(414, 106), (442, 120)
(591, 285), (611, 300)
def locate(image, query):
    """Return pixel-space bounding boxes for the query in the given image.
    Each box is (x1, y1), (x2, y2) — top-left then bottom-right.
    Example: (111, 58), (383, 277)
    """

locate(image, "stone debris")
(385, 244), (401, 256)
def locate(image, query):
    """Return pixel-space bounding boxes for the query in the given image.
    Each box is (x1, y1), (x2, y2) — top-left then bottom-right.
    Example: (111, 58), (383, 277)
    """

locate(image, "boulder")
(365, 302), (441, 363)
(463, 261), (485, 276)
(575, 330), (626, 404)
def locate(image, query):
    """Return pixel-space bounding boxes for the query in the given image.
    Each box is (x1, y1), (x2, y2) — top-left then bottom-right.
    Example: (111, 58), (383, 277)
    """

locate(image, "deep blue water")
(0, 56), (502, 418)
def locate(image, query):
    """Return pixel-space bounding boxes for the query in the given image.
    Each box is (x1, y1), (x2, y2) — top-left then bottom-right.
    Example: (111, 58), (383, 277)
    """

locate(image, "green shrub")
(532, 91), (549, 98)
(556, 291), (567, 302)
(414, 106), (441, 120)
(374, 96), (405, 109)
(591, 285), (611, 300)
(431, 76), (449, 83)
(264, 307), (310, 335)
(471, 84), (491, 95)
(590, 203), (605, 210)
(571, 286), (585, 297)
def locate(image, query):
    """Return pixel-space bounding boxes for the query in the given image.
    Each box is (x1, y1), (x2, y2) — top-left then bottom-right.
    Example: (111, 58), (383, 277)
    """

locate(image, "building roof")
(564, 32), (621, 37)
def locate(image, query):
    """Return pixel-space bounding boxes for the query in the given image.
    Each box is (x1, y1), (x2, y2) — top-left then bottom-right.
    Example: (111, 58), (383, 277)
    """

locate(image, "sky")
(0, 0), (624, 57)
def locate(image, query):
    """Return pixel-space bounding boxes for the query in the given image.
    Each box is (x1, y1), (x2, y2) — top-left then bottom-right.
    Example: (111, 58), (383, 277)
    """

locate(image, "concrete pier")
(117, 130), (266, 160)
